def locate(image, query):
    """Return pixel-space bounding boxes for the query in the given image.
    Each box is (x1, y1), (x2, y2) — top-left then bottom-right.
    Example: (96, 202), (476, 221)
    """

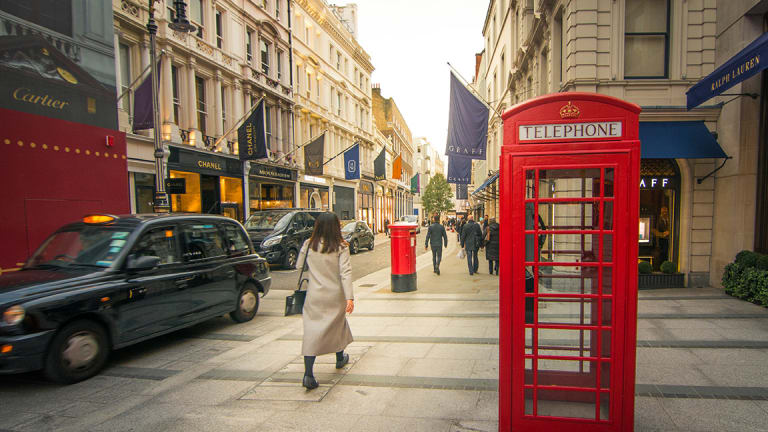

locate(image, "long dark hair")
(308, 212), (346, 253)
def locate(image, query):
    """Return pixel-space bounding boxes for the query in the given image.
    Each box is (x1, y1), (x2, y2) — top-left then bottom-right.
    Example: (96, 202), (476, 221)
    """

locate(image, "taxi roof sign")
(83, 214), (117, 224)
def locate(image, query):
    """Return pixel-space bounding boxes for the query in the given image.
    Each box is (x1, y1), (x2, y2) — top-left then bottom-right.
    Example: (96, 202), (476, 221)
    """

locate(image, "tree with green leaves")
(422, 173), (454, 219)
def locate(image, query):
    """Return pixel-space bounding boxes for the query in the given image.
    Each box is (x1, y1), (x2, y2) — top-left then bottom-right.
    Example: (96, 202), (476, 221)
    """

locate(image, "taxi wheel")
(369, 238), (375, 250)
(284, 249), (298, 269)
(44, 320), (109, 384)
(231, 284), (259, 323)
(350, 240), (359, 254)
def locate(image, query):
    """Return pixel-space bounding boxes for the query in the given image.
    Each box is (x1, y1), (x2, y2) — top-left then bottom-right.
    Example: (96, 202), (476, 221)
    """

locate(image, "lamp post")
(148, 0), (195, 212)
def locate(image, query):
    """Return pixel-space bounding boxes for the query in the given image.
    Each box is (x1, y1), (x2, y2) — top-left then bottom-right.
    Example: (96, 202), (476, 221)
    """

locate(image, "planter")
(638, 273), (685, 289)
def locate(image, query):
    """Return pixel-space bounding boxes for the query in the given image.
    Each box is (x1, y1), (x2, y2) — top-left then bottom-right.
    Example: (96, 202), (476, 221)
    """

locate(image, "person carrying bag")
(284, 251), (309, 316)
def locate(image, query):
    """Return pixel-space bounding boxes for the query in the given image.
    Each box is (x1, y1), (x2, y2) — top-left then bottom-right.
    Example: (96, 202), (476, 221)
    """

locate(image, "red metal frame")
(499, 93), (640, 432)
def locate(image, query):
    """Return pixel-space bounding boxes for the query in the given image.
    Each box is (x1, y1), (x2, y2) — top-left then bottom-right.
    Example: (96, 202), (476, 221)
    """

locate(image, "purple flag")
(445, 72), (488, 160)
(447, 155), (471, 184)
(133, 59), (161, 132)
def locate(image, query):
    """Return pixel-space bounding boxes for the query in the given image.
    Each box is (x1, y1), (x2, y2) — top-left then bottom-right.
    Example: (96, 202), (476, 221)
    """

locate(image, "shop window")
(262, 183), (294, 209)
(219, 177), (243, 221)
(639, 159), (679, 270)
(134, 173), (155, 214)
(170, 170), (202, 213)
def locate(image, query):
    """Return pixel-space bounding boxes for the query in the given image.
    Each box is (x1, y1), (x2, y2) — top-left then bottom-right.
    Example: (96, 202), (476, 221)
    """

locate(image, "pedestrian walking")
(425, 215), (448, 275)
(482, 215), (489, 231)
(460, 214), (483, 275)
(296, 212), (355, 390)
(384, 218), (390, 237)
(484, 217), (500, 275)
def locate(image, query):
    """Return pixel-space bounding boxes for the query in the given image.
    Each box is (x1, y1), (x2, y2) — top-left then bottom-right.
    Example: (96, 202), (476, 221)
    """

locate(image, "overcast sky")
(346, 0), (488, 156)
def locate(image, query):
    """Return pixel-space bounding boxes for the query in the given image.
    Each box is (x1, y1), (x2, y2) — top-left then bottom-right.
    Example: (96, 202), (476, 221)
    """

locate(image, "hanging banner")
(445, 72), (488, 160)
(447, 155), (471, 184)
(374, 147), (386, 181)
(238, 99), (268, 160)
(344, 142), (360, 180)
(133, 58), (161, 132)
(456, 183), (468, 200)
(410, 173), (420, 194)
(304, 133), (325, 176)
(393, 154), (402, 180)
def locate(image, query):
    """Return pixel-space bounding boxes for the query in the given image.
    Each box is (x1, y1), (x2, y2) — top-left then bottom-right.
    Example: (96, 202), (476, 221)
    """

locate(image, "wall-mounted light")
(162, 123), (172, 142)
(189, 129), (197, 147)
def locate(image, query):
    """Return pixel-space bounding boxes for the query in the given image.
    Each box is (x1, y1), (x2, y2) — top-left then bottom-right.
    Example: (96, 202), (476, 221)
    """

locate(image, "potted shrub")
(638, 260), (684, 289)
(722, 250), (768, 306)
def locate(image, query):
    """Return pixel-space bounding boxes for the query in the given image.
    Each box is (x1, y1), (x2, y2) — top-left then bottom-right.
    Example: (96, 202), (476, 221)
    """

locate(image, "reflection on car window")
(181, 223), (226, 260)
(130, 227), (178, 265)
(26, 227), (131, 269)
(245, 211), (292, 230)
(221, 223), (251, 256)
(342, 222), (356, 233)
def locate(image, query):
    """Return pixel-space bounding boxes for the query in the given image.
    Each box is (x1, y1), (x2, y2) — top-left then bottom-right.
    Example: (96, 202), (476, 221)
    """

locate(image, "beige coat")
(297, 240), (354, 356)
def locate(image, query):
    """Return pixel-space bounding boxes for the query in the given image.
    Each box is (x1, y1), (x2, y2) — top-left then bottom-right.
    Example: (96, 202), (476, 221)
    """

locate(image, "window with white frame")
(118, 43), (131, 112)
(329, 44), (334, 61)
(306, 71), (311, 98)
(260, 39), (270, 75)
(275, 0), (280, 19)
(296, 64), (301, 92)
(265, 104), (272, 150)
(277, 49), (283, 80)
(336, 91), (341, 116)
(171, 65), (180, 124)
(195, 76), (206, 135)
(336, 52), (341, 70)
(221, 85), (227, 131)
(190, 0), (203, 38)
(215, 9), (223, 49)
(315, 77), (320, 99)
(624, 0), (669, 78)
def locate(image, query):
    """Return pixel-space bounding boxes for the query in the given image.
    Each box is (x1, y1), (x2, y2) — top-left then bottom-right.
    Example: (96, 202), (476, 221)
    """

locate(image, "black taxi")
(0, 214), (270, 384)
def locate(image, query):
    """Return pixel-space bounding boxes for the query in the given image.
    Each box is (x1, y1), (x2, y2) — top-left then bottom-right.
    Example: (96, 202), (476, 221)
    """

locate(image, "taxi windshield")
(25, 227), (132, 269)
(245, 211), (292, 231)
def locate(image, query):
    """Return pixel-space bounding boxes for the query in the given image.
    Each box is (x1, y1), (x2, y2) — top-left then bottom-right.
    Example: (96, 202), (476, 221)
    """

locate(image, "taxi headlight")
(2, 305), (25, 326)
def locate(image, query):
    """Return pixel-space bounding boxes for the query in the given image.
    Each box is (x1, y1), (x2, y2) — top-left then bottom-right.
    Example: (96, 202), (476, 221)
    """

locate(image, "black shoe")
(436, 268), (440, 275)
(303, 375), (318, 390)
(336, 353), (349, 369)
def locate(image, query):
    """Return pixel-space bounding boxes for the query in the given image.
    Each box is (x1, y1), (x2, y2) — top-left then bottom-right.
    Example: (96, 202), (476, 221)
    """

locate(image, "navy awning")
(472, 171), (499, 197)
(640, 121), (727, 159)
(686, 32), (767, 109)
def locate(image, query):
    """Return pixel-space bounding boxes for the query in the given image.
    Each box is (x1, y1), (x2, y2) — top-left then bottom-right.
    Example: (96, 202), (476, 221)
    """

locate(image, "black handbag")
(285, 251), (309, 316)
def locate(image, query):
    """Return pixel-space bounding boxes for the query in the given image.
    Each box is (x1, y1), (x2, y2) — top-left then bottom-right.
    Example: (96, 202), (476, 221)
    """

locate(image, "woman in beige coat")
(296, 212), (354, 390)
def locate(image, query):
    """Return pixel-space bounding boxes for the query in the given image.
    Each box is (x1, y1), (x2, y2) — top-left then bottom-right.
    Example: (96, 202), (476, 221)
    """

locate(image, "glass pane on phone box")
(537, 298), (598, 326)
(538, 201), (600, 230)
(537, 389), (597, 420)
(538, 328), (596, 359)
(538, 266), (598, 295)
(526, 170), (536, 199)
(541, 233), (600, 263)
(539, 168), (601, 198)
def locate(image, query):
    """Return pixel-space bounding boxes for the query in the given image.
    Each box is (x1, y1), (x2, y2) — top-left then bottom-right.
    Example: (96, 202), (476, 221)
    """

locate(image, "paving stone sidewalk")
(2, 234), (768, 431)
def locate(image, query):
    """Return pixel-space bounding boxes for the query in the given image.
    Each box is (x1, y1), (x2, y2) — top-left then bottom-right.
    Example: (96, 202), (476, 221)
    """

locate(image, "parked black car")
(341, 221), (375, 254)
(244, 209), (322, 268)
(0, 214), (270, 384)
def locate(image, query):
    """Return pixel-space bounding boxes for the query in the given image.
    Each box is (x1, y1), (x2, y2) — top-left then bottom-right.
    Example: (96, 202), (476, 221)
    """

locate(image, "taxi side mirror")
(126, 255), (161, 272)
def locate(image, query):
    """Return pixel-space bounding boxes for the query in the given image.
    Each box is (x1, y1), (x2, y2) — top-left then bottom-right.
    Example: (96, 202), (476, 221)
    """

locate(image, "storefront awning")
(471, 171), (499, 199)
(639, 121), (727, 159)
(686, 31), (767, 109)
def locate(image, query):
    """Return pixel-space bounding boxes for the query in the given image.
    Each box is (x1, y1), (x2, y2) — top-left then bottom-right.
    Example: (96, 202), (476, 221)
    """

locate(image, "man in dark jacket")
(484, 218), (500, 275)
(460, 214), (483, 275)
(424, 215), (448, 275)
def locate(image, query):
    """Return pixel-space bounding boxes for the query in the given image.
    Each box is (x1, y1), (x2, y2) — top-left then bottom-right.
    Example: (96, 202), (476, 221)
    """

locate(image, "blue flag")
(445, 72), (488, 160)
(447, 155), (471, 184)
(344, 143), (360, 180)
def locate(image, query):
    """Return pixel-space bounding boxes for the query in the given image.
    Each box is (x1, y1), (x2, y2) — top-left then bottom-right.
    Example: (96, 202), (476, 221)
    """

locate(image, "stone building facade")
(114, 0), (294, 221)
(291, 0), (375, 221)
(477, 0), (737, 287)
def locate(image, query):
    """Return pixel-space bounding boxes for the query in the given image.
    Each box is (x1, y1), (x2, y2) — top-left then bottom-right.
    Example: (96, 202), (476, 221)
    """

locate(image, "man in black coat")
(424, 215), (448, 275)
(460, 214), (483, 275)
(484, 218), (500, 275)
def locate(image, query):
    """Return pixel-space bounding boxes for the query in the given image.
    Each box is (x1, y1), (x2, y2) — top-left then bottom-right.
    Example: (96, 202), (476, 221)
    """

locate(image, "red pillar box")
(390, 223), (418, 292)
(499, 93), (641, 432)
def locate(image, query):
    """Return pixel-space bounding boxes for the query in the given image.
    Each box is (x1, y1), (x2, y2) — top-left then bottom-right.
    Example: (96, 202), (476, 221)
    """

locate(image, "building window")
(306, 71), (311, 98)
(134, 173), (156, 214)
(215, 10), (223, 49)
(118, 43), (131, 112)
(260, 39), (270, 75)
(624, 0), (669, 79)
(265, 105), (272, 150)
(277, 49), (283, 80)
(190, 0), (203, 38)
(296, 64), (301, 93)
(195, 76), (206, 135)
(221, 85), (227, 131)
(275, 0), (280, 19)
(329, 44), (334, 61)
(246, 28), (253, 64)
(316, 77), (320, 99)
(336, 52), (341, 70)
(171, 65), (180, 124)
(337, 92), (342, 116)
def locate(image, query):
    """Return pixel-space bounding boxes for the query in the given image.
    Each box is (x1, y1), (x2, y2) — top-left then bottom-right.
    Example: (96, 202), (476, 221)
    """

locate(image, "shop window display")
(220, 177), (243, 221)
(170, 171), (202, 213)
(638, 159), (679, 271)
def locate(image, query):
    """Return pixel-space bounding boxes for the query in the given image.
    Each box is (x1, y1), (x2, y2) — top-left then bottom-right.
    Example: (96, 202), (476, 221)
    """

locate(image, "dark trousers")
(488, 259), (498, 275)
(431, 246), (443, 270)
(466, 248), (479, 274)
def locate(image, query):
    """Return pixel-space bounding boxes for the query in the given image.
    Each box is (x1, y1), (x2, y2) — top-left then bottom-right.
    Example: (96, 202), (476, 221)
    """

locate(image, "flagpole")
(446, 62), (503, 119)
(212, 95), (266, 152)
(322, 141), (359, 167)
(116, 50), (166, 104)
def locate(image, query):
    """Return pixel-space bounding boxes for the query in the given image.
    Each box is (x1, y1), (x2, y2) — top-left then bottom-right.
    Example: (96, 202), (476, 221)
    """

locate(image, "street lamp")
(148, 0), (196, 212)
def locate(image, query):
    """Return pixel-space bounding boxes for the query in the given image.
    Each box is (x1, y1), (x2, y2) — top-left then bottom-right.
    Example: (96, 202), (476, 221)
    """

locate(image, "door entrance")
(201, 175), (220, 214)
(513, 155), (628, 427)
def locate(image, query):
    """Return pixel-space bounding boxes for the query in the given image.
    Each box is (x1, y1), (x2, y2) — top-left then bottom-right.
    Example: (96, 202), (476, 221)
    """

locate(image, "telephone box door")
(509, 152), (632, 431)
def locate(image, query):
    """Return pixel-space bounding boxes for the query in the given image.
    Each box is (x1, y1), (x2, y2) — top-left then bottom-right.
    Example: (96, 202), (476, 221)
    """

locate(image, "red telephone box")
(499, 93), (641, 432)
